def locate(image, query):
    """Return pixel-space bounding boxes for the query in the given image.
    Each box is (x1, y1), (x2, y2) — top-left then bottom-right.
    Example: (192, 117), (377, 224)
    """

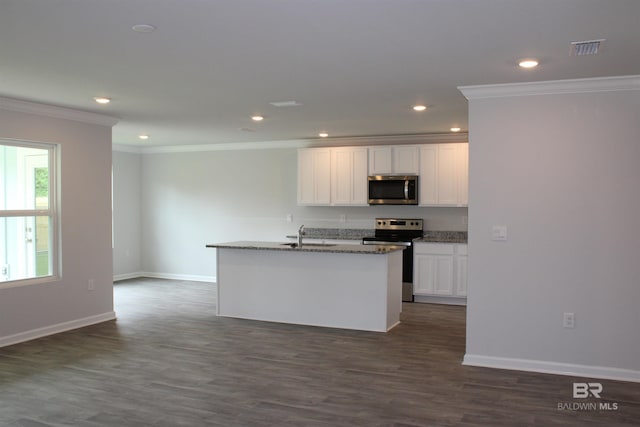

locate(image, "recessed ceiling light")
(413, 105), (427, 111)
(450, 127), (461, 132)
(138, 134), (149, 140)
(269, 101), (303, 107)
(518, 59), (539, 68)
(132, 24), (156, 33)
(251, 115), (264, 122)
(318, 132), (329, 138)
(94, 97), (111, 104)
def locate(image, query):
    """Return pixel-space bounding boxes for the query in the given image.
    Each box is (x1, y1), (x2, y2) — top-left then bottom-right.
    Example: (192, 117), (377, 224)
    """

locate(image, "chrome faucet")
(297, 224), (305, 247)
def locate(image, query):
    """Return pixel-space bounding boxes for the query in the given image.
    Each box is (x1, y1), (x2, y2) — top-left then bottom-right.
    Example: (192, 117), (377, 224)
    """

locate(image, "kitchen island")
(206, 241), (405, 332)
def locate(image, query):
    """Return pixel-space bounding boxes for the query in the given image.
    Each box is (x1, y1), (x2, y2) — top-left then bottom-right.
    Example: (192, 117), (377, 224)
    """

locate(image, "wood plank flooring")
(0, 278), (638, 426)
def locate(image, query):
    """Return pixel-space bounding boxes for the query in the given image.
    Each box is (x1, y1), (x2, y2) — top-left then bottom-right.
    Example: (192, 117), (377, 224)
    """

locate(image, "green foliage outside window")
(35, 168), (49, 198)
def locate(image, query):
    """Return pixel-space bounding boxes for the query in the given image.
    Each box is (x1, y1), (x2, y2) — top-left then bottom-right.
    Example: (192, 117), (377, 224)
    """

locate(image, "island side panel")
(216, 248), (400, 332)
(386, 250), (403, 330)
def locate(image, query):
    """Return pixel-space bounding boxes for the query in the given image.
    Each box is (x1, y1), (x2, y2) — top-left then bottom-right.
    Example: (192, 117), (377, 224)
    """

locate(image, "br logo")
(573, 382), (602, 399)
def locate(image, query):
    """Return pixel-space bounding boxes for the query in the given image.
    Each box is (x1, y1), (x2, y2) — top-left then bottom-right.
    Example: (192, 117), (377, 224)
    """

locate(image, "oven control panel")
(375, 218), (423, 231)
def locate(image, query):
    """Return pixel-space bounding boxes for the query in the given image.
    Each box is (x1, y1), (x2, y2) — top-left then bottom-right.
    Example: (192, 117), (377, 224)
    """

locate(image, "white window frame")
(0, 138), (60, 289)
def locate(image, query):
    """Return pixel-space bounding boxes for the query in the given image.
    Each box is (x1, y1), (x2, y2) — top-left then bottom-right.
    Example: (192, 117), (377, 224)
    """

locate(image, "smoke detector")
(570, 39), (605, 56)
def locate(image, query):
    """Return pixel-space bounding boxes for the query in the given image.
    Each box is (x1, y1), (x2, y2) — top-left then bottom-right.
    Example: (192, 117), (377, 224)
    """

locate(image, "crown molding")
(113, 132), (468, 154)
(112, 144), (143, 154)
(0, 96), (118, 127)
(137, 139), (312, 154)
(458, 75), (640, 100)
(306, 133), (468, 147)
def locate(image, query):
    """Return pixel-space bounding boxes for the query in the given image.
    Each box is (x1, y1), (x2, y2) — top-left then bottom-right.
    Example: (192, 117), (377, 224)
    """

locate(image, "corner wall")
(0, 100), (116, 346)
(460, 76), (640, 381)
(112, 150), (142, 279)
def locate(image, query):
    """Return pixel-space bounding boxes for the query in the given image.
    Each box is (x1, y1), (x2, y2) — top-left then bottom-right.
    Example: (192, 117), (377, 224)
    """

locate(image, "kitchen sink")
(280, 242), (337, 248)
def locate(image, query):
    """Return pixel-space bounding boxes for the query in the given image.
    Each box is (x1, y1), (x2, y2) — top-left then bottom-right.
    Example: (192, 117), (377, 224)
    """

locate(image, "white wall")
(136, 147), (467, 281)
(0, 100), (116, 346)
(461, 76), (640, 381)
(112, 150), (142, 279)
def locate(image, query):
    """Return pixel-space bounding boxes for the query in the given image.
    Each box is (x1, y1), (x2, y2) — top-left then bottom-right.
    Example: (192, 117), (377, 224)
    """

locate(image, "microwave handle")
(404, 180), (409, 200)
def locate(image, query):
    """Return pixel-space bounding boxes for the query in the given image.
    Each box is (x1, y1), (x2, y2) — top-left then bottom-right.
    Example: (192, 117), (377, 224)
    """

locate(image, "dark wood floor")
(0, 278), (638, 426)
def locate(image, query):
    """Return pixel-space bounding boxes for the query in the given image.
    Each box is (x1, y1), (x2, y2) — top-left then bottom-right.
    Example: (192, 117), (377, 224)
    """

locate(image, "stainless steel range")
(362, 218), (424, 302)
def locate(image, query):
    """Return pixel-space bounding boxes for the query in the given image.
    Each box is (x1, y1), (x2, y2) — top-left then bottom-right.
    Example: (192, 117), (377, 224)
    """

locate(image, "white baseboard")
(414, 295), (467, 306)
(114, 272), (215, 283)
(0, 311), (117, 349)
(463, 354), (640, 383)
(113, 272), (144, 282)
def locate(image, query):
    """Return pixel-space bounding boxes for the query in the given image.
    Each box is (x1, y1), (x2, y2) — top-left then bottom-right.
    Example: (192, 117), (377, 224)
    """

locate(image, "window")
(0, 139), (59, 286)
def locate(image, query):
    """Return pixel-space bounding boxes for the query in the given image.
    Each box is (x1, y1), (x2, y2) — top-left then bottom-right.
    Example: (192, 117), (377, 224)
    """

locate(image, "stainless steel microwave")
(368, 175), (418, 205)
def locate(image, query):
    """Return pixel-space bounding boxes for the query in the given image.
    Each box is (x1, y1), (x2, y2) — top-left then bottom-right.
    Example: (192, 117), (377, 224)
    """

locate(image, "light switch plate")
(491, 225), (508, 241)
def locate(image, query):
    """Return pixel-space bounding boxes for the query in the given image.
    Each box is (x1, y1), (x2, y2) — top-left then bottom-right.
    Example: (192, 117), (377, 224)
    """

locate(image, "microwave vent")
(570, 39), (605, 56)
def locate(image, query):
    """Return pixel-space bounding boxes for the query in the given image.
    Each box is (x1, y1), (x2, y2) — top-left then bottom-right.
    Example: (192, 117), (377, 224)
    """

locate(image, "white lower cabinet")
(414, 242), (467, 304)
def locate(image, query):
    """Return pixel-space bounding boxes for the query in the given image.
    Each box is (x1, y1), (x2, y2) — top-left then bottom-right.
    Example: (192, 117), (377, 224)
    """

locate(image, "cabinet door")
(456, 254), (468, 297)
(368, 146), (392, 175)
(419, 145), (438, 205)
(331, 147), (368, 206)
(413, 254), (435, 294)
(351, 148), (368, 204)
(457, 143), (468, 207)
(393, 146), (419, 174)
(437, 144), (458, 205)
(433, 255), (454, 295)
(413, 253), (454, 296)
(297, 148), (331, 205)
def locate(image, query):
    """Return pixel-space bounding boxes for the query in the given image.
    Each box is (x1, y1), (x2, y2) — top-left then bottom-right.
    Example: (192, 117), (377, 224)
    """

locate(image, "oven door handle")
(362, 240), (412, 247)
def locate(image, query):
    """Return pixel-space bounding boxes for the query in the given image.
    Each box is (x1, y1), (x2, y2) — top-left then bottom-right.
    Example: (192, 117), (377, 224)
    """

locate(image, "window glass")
(1, 141), (57, 284)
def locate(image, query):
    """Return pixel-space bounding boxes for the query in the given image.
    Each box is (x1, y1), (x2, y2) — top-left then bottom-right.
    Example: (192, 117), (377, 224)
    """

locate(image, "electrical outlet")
(1, 264), (8, 276)
(339, 214), (346, 223)
(286, 214), (293, 223)
(88, 279), (95, 291)
(563, 312), (575, 328)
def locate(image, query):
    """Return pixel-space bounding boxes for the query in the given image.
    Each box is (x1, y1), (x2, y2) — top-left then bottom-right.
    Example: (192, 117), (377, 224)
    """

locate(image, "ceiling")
(1, 0), (639, 148)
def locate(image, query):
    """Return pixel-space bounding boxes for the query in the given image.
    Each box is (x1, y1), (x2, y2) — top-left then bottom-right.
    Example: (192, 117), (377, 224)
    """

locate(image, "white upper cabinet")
(331, 147), (368, 206)
(299, 142), (466, 207)
(298, 148), (331, 205)
(298, 147), (367, 206)
(419, 143), (468, 207)
(436, 144), (459, 205)
(368, 145), (419, 175)
(457, 143), (469, 206)
(368, 146), (392, 175)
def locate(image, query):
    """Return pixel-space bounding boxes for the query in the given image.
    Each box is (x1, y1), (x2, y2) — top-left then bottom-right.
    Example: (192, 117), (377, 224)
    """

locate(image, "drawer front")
(414, 243), (455, 255)
(457, 244), (468, 255)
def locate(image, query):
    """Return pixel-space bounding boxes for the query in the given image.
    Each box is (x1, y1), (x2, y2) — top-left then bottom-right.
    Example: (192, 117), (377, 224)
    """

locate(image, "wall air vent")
(570, 39), (605, 56)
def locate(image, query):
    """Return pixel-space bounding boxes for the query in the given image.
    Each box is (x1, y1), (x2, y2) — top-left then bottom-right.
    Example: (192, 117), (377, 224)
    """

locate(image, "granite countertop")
(285, 227), (374, 241)
(286, 228), (467, 244)
(206, 241), (405, 255)
(414, 231), (467, 244)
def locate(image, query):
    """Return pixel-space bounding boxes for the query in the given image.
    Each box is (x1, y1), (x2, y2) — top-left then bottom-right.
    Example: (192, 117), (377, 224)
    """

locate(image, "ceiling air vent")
(570, 39), (605, 56)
